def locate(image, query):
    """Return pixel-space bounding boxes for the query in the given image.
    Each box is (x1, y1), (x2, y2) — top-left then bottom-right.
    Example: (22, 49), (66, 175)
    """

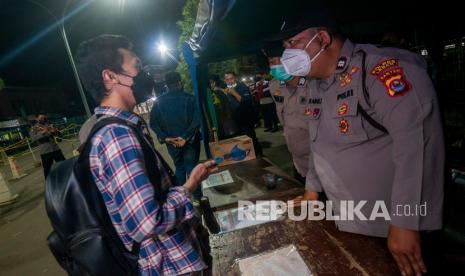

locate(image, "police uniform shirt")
(306, 39), (444, 237)
(269, 78), (321, 182)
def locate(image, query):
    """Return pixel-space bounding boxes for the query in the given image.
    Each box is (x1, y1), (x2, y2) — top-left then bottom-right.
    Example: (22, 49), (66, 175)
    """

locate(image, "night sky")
(0, 0), (185, 112)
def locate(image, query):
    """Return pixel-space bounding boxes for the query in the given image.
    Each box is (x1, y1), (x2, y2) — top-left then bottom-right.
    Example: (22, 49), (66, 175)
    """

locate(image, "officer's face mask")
(281, 33), (325, 76)
(117, 71), (155, 104)
(270, 64), (293, 81)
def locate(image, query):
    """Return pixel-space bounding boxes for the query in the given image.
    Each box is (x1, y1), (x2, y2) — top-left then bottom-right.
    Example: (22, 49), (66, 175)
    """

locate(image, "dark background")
(0, 0), (185, 116)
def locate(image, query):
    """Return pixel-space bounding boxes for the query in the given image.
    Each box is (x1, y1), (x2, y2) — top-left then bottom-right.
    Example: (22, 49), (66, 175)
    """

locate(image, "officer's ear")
(317, 30), (332, 50)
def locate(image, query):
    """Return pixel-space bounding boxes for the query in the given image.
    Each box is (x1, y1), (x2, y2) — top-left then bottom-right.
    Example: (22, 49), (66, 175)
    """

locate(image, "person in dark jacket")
(224, 71), (263, 156)
(150, 71), (203, 200)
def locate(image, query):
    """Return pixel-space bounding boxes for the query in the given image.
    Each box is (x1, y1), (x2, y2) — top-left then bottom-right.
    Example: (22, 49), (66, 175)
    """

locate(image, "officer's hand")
(165, 137), (179, 147)
(184, 161), (218, 193)
(174, 137), (187, 148)
(290, 190), (319, 208)
(387, 225), (427, 276)
(165, 137), (174, 144)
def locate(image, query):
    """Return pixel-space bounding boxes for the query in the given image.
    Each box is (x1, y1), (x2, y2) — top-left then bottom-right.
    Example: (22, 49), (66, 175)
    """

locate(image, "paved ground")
(0, 126), (293, 275)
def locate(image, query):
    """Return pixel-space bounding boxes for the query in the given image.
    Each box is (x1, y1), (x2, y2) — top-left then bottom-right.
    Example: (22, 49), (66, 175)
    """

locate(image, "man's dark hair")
(209, 74), (226, 89)
(75, 34), (133, 104)
(209, 74), (221, 85)
(164, 71), (182, 91)
(315, 26), (344, 42)
(224, 71), (236, 77)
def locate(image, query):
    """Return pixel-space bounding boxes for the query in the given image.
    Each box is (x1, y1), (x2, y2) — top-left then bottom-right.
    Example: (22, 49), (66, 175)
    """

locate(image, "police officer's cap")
(270, 8), (337, 41)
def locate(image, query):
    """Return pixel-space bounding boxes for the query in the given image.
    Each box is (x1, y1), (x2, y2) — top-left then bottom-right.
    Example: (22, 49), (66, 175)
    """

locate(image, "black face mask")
(119, 71), (155, 104)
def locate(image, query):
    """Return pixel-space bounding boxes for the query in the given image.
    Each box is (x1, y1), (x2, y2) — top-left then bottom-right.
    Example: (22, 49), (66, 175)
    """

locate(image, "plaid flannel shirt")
(89, 106), (206, 275)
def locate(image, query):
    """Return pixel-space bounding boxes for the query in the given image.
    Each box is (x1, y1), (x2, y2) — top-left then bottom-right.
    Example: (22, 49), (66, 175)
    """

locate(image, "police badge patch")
(371, 59), (411, 97)
(304, 107), (321, 118)
(336, 57), (347, 70)
(304, 107), (312, 116)
(339, 118), (349, 134)
(339, 67), (359, 87)
(338, 102), (348, 116)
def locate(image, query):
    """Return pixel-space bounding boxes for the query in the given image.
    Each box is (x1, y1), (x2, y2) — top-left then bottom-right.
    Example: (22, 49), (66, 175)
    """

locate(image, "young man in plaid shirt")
(75, 34), (217, 275)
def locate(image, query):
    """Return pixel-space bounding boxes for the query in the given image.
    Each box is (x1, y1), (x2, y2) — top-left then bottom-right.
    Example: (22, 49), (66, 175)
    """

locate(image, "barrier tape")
(0, 123), (82, 152)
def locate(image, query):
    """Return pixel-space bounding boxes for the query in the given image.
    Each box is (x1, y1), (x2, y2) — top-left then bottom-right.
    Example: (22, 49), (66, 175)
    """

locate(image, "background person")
(224, 71), (263, 156)
(150, 71), (203, 200)
(254, 72), (279, 132)
(30, 113), (65, 178)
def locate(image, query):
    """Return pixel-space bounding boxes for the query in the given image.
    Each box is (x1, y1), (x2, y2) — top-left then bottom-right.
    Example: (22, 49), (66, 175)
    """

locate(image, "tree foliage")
(176, 0), (260, 91)
(176, 0), (200, 92)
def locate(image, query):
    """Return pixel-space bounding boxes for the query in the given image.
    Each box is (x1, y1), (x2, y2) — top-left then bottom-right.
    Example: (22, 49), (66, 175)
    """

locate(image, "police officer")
(263, 42), (321, 186)
(31, 113), (66, 178)
(275, 13), (444, 276)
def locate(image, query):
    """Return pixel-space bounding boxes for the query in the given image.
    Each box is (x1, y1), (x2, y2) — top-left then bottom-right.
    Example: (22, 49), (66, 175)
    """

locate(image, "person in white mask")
(224, 71), (263, 156)
(272, 10), (444, 276)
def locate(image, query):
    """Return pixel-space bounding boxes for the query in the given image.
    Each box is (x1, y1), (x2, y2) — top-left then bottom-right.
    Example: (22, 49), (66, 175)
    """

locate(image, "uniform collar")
(318, 39), (356, 91)
(285, 77), (307, 89)
(94, 106), (140, 126)
(335, 39), (355, 74)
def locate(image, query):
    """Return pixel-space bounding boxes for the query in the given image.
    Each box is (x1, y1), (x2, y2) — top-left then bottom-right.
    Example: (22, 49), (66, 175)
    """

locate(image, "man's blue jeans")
(167, 137), (202, 199)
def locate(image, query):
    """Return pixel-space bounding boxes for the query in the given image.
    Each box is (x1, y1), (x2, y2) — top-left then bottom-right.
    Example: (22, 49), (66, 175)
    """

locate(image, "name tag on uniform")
(308, 98), (322, 104)
(337, 89), (354, 101)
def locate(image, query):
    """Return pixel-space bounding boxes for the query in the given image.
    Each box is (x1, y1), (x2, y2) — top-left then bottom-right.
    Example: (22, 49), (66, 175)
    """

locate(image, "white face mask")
(280, 33), (325, 76)
(227, 83), (237, 89)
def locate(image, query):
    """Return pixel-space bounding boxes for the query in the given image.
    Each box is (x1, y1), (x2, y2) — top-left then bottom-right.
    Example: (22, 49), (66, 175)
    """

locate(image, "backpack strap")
(356, 49), (389, 134)
(78, 116), (168, 258)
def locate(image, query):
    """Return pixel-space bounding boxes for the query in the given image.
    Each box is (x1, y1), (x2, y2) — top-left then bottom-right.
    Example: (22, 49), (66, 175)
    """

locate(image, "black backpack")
(45, 117), (173, 276)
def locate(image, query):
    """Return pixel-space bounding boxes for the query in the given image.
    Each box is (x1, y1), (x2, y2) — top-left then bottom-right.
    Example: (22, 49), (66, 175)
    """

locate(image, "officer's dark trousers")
(167, 137), (201, 199)
(41, 150), (65, 178)
(261, 102), (279, 130)
(252, 99), (261, 127)
(234, 108), (263, 156)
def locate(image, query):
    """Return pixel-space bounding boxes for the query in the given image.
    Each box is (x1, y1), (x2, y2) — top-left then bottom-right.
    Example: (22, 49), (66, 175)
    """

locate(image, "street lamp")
(158, 42), (168, 56)
(156, 41), (179, 63)
(61, 0), (92, 117)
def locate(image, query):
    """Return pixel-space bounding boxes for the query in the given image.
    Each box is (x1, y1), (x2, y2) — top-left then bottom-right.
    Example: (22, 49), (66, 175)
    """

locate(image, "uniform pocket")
(331, 97), (368, 143)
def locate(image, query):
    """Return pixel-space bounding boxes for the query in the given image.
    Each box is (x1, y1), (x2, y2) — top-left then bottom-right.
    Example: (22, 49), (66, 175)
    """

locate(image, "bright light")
(158, 42), (168, 55)
(241, 77), (246, 82)
(249, 77), (254, 81)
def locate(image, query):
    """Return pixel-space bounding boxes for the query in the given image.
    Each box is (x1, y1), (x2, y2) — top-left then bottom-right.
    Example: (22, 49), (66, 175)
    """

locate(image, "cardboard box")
(209, 135), (256, 167)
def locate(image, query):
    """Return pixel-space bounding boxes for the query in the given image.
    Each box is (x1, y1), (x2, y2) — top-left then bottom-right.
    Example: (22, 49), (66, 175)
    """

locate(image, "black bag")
(45, 117), (168, 276)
